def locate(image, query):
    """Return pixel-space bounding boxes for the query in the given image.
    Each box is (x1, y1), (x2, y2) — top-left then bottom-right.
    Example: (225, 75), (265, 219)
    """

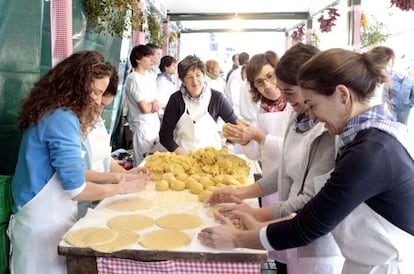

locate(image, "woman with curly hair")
(9, 51), (151, 274)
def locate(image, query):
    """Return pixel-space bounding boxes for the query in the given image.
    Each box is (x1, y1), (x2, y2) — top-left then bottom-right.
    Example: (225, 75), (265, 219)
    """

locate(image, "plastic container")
(0, 176), (12, 224)
(0, 223), (9, 274)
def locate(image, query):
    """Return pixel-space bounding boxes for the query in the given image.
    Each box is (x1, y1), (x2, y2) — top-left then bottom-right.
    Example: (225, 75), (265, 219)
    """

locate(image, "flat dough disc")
(155, 213), (203, 230)
(106, 197), (152, 211)
(65, 227), (118, 247)
(139, 229), (191, 250)
(91, 230), (140, 253)
(107, 214), (154, 231)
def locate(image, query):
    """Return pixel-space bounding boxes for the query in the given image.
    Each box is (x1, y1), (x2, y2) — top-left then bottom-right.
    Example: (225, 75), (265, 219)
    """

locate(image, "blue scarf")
(295, 113), (319, 133)
(339, 105), (413, 158)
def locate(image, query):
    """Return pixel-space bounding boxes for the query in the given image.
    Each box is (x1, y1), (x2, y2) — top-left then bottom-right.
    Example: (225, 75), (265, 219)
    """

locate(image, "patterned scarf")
(180, 84), (206, 104)
(339, 105), (413, 158)
(295, 112), (319, 133)
(261, 96), (287, 112)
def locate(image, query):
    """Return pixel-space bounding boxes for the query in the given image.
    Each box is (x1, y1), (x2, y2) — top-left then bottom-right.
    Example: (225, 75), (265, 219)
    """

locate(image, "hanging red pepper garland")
(291, 24), (306, 42)
(318, 8), (340, 33)
(390, 0), (414, 10)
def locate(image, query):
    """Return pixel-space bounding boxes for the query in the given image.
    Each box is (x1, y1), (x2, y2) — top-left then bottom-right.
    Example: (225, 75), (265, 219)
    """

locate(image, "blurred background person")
(389, 60), (414, 125)
(226, 53), (239, 82)
(205, 59), (226, 94)
(157, 55), (177, 114)
(146, 42), (163, 76)
(125, 45), (163, 166)
(238, 64), (260, 125)
(225, 51), (250, 116)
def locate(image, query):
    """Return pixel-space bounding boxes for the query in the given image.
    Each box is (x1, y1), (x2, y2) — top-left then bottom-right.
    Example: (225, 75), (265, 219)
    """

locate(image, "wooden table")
(59, 166), (266, 274)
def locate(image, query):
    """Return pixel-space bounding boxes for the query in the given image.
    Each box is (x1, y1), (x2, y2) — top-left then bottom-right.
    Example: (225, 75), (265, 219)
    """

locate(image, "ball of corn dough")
(190, 181), (204, 194)
(170, 179), (186, 191)
(198, 190), (212, 202)
(156, 180), (169, 191)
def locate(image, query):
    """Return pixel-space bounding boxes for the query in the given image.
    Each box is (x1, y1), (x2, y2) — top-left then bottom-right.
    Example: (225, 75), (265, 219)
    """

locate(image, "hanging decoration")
(169, 31), (178, 43)
(360, 15), (390, 49)
(83, 0), (144, 37)
(291, 24), (306, 43)
(390, 0), (414, 11)
(361, 12), (368, 31)
(317, 8), (340, 33)
(147, 8), (164, 46)
(312, 32), (321, 47)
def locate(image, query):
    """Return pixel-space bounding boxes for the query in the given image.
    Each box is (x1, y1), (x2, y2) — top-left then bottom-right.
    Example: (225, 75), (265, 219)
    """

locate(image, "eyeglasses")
(253, 72), (276, 89)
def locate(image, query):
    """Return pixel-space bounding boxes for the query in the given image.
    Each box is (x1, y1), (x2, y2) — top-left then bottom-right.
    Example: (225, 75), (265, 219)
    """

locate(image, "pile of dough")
(145, 148), (253, 200)
(106, 197), (152, 211)
(155, 213), (203, 230)
(107, 214), (154, 231)
(139, 229), (191, 250)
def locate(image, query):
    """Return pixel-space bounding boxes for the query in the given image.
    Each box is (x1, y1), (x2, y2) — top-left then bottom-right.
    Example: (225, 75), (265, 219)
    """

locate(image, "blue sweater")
(12, 109), (86, 212)
(266, 128), (414, 249)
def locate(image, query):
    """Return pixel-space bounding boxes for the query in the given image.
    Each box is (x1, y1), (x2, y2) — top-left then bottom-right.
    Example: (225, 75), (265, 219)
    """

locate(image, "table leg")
(66, 255), (97, 274)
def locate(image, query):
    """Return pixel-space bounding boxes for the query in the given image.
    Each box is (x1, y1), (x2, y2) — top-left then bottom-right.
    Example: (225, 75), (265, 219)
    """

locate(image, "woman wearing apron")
(199, 48), (414, 274)
(206, 44), (343, 274)
(8, 51), (151, 274)
(79, 70), (150, 218)
(159, 55), (238, 155)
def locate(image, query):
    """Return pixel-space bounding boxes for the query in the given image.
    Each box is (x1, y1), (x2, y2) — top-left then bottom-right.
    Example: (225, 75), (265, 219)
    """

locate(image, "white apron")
(257, 110), (290, 207)
(333, 203), (414, 274)
(83, 119), (112, 171)
(130, 112), (161, 165)
(79, 120), (112, 218)
(174, 96), (221, 152)
(9, 173), (78, 274)
(279, 123), (344, 273)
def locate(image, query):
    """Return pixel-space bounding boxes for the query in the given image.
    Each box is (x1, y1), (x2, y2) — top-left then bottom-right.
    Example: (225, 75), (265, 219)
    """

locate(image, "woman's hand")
(174, 146), (188, 155)
(127, 167), (150, 175)
(218, 202), (255, 216)
(198, 211), (241, 249)
(204, 187), (243, 205)
(223, 120), (264, 145)
(117, 173), (151, 194)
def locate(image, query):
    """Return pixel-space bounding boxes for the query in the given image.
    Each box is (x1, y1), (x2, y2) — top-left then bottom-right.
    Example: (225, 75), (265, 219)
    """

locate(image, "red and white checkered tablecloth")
(97, 257), (261, 274)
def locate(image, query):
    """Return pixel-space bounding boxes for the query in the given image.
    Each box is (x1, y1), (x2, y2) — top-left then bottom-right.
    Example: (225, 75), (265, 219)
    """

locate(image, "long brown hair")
(18, 51), (115, 133)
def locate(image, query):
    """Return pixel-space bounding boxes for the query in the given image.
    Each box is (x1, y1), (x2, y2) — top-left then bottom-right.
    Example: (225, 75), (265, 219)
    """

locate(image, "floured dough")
(65, 227), (118, 247)
(205, 205), (222, 219)
(155, 213), (203, 230)
(91, 230), (140, 253)
(139, 229), (191, 250)
(107, 214), (154, 231)
(106, 197), (152, 211)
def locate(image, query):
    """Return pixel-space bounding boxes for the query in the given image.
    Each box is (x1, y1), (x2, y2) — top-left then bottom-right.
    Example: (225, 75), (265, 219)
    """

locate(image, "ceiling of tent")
(163, 0), (342, 33)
